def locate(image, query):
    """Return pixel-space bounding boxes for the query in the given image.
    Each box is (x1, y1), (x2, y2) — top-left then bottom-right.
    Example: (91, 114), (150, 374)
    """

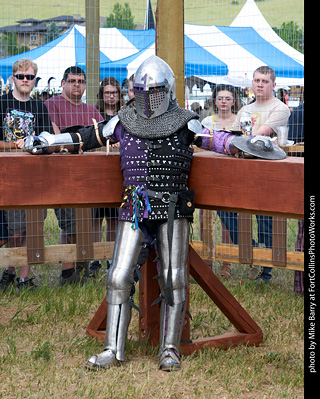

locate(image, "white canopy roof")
(230, 0), (304, 66)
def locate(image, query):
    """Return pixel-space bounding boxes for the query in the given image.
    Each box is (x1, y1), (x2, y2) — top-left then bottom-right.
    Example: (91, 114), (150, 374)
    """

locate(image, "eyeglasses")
(14, 74), (36, 81)
(104, 91), (119, 97)
(65, 79), (86, 85)
(216, 97), (233, 102)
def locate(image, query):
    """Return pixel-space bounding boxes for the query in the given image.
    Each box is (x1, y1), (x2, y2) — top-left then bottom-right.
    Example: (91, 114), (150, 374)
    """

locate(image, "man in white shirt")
(232, 66), (290, 283)
(232, 66), (290, 136)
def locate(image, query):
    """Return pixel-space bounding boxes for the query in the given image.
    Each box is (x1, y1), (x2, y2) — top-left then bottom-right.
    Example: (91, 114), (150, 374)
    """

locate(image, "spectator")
(277, 88), (289, 106)
(202, 84), (240, 130)
(0, 210), (9, 291)
(127, 74), (135, 102)
(232, 66), (290, 137)
(0, 58), (54, 291)
(91, 77), (125, 275)
(288, 103), (304, 144)
(95, 76), (125, 121)
(201, 85), (240, 278)
(45, 66), (104, 285)
(232, 66), (290, 283)
(191, 102), (202, 116)
(0, 210), (8, 248)
(288, 103), (304, 294)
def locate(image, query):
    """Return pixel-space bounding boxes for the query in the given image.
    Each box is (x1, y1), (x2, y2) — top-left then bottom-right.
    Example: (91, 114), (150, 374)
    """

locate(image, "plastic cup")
(277, 126), (289, 146)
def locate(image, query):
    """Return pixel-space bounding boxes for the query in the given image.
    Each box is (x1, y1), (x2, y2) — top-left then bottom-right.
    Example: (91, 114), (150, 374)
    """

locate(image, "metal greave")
(159, 300), (187, 354)
(104, 302), (131, 361)
(104, 221), (144, 361)
(157, 218), (189, 354)
(156, 218), (189, 304)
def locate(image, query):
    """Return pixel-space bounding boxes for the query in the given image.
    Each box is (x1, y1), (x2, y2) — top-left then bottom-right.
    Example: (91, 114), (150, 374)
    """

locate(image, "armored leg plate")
(157, 218), (189, 304)
(106, 221), (144, 304)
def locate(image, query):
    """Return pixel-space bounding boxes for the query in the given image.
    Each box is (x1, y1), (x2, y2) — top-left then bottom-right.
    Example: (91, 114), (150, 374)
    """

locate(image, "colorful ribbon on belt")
(121, 186), (151, 229)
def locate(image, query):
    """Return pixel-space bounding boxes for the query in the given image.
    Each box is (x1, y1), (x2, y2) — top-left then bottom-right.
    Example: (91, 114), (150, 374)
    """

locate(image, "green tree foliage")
(104, 2), (136, 29)
(273, 21), (304, 53)
(44, 22), (62, 44)
(0, 32), (29, 58)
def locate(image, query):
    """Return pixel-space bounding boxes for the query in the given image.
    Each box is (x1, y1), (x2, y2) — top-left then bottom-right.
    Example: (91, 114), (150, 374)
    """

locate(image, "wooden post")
(238, 213), (253, 264)
(156, 0), (185, 107)
(85, 0), (100, 106)
(26, 209), (45, 264)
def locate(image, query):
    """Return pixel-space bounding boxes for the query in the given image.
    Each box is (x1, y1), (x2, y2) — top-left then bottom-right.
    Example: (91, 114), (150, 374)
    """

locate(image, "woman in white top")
(201, 84), (240, 130)
(201, 85), (240, 278)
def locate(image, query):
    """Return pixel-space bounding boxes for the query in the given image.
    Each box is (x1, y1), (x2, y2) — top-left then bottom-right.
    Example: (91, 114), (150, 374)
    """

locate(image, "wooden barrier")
(0, 152), (304, 270)
(0, 152), (304, 353)
(0, 152), (303, 217)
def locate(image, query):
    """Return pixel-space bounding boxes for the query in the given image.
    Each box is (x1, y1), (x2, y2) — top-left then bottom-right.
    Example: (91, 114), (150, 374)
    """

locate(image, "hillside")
(0, 0), (304, 29)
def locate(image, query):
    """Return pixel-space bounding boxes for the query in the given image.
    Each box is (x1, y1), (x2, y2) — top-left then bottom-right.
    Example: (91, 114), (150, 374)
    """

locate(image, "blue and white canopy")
(0, 5), (303, 91)
(0, 24), (228, 89)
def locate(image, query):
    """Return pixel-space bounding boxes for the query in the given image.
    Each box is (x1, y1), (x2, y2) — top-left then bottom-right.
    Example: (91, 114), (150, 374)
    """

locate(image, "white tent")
(228, 0), (304, 87)
(0, 1), (303, 90)
(230, 0), (304, 65)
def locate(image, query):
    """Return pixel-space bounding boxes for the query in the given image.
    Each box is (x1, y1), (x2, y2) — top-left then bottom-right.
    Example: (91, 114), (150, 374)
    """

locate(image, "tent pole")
(156, 0), (185, 108)
(85, 0), (100, 106)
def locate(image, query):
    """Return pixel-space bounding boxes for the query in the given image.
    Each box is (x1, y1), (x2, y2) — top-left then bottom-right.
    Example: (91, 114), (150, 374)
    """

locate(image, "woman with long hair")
(202, 84), (240, 130)
(96, 76), (125, 121)
(90, 77), (124, 276)
(202, 85), (240, 278)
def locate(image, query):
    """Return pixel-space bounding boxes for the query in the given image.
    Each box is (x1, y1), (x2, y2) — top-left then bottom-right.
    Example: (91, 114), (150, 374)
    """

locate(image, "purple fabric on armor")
(111, 122), (234, 223)
(111, 122), (149, 222)
(199, 128), (233, 155)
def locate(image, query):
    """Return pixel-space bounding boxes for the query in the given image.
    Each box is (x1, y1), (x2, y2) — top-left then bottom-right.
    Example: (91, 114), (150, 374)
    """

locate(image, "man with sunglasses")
(0, 58), (54, 291)
(44, 66), (104, 286)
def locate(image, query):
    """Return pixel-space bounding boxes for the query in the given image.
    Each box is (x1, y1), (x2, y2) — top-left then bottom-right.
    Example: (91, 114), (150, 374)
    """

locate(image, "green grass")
(0, 263), (304, 398)
(0, 210), (303, 397)
(0, 0), (304, 29)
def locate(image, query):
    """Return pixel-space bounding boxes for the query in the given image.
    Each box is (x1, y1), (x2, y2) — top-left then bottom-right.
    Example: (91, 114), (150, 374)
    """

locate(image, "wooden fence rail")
(1, 152), (304, 271)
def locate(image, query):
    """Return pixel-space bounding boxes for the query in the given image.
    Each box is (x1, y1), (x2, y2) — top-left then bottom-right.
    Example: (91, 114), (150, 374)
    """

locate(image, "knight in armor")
(24, 56), (285, 372)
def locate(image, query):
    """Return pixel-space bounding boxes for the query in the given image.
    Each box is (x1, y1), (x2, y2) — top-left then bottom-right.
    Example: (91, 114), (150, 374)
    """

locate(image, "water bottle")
(240, 111), (252, 136)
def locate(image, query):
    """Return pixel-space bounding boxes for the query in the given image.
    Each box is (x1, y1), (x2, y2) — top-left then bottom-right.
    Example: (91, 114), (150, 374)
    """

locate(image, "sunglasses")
(14, 74), (36, 81)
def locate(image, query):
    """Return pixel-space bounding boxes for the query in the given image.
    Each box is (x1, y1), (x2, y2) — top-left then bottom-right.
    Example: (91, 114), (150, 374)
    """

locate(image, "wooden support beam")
(85, 0), (100, 106)
(214, 243), (304, 271)
(0, 242), (115, 268)
(238, 213), (253, 264)
(272, 218), (287, 267)
(189, 247), (262, 335)
(76, 207), (94, 261)
(26, 209), (45, 264)
(0, 240), (304, 271)
(156, 0), (185, 107)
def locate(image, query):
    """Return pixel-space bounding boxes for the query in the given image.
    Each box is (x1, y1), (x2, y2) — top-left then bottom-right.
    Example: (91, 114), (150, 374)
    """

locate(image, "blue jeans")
(217, 212), (273, 282)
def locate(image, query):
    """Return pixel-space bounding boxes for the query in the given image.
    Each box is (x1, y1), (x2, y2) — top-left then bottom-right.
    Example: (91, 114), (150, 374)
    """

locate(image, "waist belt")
(146, 189), (178, 204)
